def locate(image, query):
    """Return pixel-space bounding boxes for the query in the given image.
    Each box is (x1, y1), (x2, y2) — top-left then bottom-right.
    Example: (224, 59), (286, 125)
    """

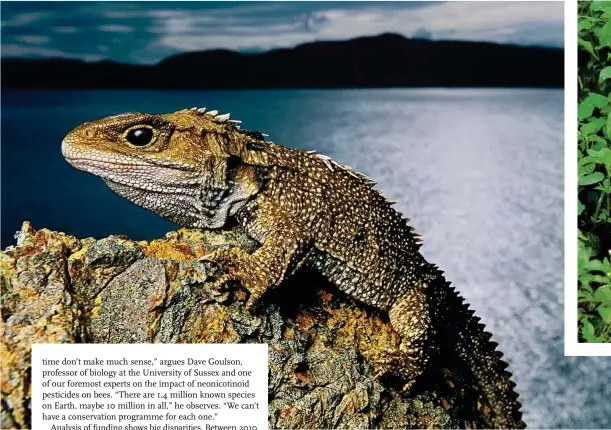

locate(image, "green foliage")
(578, 1), (611, 342)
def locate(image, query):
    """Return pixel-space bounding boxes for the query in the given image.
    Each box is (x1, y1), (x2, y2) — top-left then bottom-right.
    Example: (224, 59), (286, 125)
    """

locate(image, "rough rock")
(2, 221), (492, 429)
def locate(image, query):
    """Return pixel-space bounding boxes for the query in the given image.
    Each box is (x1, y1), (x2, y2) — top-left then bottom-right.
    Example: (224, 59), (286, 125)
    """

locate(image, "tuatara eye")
(126, 127), (154, 146)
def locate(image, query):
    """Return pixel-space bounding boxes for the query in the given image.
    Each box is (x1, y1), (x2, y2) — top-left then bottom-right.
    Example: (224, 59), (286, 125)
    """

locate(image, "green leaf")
(599, 67), (611, 83)
(580, 154), (593, 166)
(595, 22), (611, 49)
(581, 117), (607, 135)
(586, 147), (611, 166)
(579, 93), (609, 120)
(578, 199), (585, 215)
(579, 98), (596, 120)
(579, 172), (605, 185)
(598, 305), (611, 323)
(588, 93), (609, 108)
(584, 256), (605, 272)
(586, 147), (611, 157)
(578, 162), (595, 178)
(591, 1), (611, 13)
(579, 18), (595, 32)
(607, 114), (611, 140)
(586, 150), (611, 173)
(582, 319), (596, 341)
(594, 287), (611, 302)
(595, 178), (611, 193)
(579, 38), (599, 59)
(589, 135), (609, 150)
(584, 15), (606, 23)
(580, 282), (594, 295)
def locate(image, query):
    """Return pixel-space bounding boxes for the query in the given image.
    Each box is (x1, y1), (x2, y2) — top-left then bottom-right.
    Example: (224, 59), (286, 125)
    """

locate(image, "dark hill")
(1, 33), (563, 89)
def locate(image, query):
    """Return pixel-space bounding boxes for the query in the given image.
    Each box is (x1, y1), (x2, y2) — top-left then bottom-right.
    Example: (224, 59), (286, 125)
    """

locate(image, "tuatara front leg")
(202, 215), (309, 309)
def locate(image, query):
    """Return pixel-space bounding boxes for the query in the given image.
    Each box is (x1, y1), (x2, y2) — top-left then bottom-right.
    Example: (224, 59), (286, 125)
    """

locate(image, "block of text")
(32, 343), (268, 430)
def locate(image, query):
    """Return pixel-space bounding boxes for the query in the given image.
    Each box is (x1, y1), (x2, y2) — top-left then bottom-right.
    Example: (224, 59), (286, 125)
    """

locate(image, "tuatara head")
(62, 108), (263, 229)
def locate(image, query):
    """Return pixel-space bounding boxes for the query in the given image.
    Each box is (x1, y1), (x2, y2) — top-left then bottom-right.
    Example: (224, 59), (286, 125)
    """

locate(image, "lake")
(1, 88), (608, 428)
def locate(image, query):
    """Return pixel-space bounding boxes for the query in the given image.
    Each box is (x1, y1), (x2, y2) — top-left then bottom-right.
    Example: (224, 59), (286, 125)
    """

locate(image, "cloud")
(147, 1), (563, 56)
(102, 3), (291, 20)
(302, 12), (330, 33)
(412, 28), (433, 40)
(53, 26), (78, 33)
(291, 2), (563, 46)
(0, 1), (563, 64)
(1, 43), (104, 62)
(155, 32), (309, 53)
(98, 24), (134, 33)
(1, 12), (49, 27)
(15, 35), (50, 45)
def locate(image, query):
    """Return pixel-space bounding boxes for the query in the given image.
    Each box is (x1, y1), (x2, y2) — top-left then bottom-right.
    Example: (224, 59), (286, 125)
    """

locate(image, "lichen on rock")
(2, 221), (490, 429)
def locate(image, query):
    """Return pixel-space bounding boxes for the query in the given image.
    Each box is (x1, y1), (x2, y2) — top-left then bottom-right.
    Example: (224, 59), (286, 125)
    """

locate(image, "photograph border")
(566, 0), (611, 356)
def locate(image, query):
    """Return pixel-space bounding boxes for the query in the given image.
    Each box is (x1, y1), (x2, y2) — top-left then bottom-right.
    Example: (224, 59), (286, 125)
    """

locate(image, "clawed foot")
(199, 248), (267, 310)
(372, 361), (418, 392)
(370, 340), (427, 393)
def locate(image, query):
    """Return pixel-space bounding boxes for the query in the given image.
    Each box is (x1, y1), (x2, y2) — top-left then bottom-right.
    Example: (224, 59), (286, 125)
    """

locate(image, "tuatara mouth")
(63, 137), (197, 166)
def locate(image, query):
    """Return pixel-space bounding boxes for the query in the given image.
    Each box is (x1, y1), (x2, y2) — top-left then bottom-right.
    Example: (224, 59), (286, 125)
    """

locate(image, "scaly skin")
(62, 107), (525, 428)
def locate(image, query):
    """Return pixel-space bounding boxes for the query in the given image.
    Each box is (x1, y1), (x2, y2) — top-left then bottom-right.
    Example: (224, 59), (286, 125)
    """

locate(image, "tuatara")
(62, 107), (524, 428)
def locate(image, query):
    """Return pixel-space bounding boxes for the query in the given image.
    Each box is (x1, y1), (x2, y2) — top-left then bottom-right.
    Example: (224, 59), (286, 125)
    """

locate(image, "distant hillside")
(1, 33), (563, 89)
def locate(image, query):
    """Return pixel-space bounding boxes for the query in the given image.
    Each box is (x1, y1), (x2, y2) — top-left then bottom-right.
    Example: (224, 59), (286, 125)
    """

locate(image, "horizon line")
(0, 32), (565, 67)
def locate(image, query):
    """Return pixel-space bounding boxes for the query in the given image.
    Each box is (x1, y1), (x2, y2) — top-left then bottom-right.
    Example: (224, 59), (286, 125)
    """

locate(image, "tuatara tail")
(428, 268), (526, 429)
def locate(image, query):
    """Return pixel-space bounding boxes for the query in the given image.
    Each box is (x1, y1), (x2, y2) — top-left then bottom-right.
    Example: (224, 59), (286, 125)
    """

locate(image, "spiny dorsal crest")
(188, 106), (270, 140)
(313, 152), (377, 186)
(189, 106), (242, 126)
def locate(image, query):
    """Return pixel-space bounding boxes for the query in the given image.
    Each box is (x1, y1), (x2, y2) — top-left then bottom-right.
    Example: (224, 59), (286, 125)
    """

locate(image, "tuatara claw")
(199, 248), (240, 268)
(207, 273), (236, 293)
(198, 248), (264, 310)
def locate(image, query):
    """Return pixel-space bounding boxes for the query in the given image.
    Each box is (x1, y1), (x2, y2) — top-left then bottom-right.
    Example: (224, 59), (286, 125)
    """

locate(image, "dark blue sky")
(1, 1), (564, 64)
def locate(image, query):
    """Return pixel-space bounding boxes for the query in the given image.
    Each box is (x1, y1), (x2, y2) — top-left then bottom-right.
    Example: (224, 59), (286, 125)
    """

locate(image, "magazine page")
(1, 1), (606, 430)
